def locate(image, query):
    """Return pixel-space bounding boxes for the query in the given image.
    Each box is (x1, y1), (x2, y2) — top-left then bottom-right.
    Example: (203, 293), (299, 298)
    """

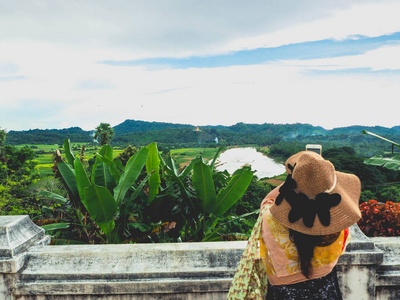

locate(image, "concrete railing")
(0, 215), (398, 299)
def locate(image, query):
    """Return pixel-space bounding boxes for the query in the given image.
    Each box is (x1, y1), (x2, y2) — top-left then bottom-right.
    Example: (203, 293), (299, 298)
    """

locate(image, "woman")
(260, 151), (361, 299)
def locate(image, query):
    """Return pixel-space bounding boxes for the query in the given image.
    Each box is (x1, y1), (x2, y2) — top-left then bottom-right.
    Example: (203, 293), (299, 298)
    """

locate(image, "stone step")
(15, 277), (232, 296)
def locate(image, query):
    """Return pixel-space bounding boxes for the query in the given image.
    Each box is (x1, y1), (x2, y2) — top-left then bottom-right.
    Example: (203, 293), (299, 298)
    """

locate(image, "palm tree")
(94, 123), (115, 146)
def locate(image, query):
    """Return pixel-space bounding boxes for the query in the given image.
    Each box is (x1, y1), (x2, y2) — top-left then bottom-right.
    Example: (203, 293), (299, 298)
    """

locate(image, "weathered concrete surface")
(337, 225), (383, 300)
(12, 294), (226, 300)
(0, 215), (50, 274)
(371, 237), (400, 300)
(14, 242), (242, 298)
(0, 216), (398, 299)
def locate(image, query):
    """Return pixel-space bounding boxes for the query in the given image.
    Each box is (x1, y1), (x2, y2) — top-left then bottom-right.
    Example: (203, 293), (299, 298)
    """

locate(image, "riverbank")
(170, 146), (287, 185)
(215, 147), (286, 179)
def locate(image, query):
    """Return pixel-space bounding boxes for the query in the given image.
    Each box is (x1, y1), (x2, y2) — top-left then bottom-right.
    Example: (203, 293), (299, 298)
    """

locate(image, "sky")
(1, 0), (400, 132)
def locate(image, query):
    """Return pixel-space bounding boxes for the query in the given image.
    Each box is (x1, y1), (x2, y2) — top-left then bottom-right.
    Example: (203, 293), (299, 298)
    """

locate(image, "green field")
(22, 143), (219, 178)
(29, 144), (123, 177)
(170, 148), (220, 166)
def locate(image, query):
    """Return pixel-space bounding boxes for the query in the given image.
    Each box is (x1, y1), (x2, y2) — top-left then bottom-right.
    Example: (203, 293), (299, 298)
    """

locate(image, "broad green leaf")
(58, 161), (79, 198)
(364, 156), (400, 170)
(209, 146), (225, 171)
(160, 156), (192, 204)
(114, 147), (149, 204)
(96, 153), (121, 183)
(382, 162), (400, 170)
(52, 239), (86, 245)
(97, 220), (116, 238)
(91, 145), (116, 191)
(165, 156), (179, 177)
(364, 157), (386, 166)
(146, 142), (161, 204)
(127, 172), (153, 206)
(179, 158), (196, 179)
(74, 157), (91, 208)
(202, 229), (222, 242)
(42, 223), (70, 232)
(213, 166), (253, 216)
(38, 190), (68, 204)
(63, 139), (75, 166)
(114, 158), (124, 172)
(128, 222), (151, 232)
(192, 159), (216, 214)
(84, 184), (117, 235)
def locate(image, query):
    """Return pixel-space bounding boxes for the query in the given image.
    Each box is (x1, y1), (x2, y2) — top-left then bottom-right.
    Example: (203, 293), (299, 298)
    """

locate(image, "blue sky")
(102, 32), (400, 70)
(1, 0), (400, 131)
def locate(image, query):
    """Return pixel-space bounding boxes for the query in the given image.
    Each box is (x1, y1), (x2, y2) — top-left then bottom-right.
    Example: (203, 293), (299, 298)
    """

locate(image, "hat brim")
(270, 171), (361, 235)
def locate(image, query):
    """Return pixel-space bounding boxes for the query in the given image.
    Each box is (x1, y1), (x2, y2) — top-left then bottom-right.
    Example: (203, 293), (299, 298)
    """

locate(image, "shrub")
(358, 200), (400, 237)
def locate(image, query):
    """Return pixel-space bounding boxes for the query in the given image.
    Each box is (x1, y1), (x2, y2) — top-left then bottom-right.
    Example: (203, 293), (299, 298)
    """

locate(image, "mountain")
(6, 127), (92, 145)
(4, 120), (400, 146)
(329, 125), (400, 135)
(113, 119), (195, 135)
(224, 122), (327, 137)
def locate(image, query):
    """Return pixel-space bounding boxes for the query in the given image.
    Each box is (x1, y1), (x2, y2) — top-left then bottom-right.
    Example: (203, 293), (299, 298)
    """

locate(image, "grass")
(29, 143), (133, 177)
(170, 148), (220, 166)
(28, 144), (104, 176)
(27, 143), (219, 177)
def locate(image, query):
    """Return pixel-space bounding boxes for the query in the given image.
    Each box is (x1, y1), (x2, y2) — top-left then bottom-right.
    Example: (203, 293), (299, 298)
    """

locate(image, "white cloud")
(281, 44), (400, 72)
(0, 0), (391, 58)
(226, 1), (400, 51)
(1, 55), (399, 131)
(1, 0), (400, 131)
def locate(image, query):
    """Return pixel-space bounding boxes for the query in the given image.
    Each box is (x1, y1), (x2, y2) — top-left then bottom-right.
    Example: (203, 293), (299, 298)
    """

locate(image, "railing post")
(337, 225), (384, 300)
(0, 215), (50, 300)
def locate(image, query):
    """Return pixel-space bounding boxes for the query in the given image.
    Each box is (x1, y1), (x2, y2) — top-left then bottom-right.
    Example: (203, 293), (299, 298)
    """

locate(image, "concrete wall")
(0, 215), (398, 299)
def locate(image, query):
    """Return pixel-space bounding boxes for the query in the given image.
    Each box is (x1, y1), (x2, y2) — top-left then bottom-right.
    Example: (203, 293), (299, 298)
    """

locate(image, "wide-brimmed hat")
(270, 151), (361, 235)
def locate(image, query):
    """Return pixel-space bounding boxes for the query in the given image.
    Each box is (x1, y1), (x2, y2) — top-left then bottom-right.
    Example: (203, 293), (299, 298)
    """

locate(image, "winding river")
(215, 147), (286, 179)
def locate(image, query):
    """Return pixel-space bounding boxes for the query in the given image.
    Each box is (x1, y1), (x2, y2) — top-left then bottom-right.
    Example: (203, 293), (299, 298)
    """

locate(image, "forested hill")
(113, 119), (195, 134)
(6, 127), (91, 145)
(5, 119), (400, 147)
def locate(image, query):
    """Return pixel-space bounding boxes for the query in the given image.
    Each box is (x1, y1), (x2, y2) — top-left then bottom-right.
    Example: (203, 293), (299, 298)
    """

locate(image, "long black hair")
(289, 229), (340, 278)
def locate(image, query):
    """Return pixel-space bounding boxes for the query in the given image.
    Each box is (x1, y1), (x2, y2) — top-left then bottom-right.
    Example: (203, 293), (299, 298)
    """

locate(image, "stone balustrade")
(0, 215), (398, 299)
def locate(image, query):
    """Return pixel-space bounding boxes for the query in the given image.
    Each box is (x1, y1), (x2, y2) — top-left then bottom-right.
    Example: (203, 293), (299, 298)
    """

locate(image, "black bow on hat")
(276, 168), (342, 228)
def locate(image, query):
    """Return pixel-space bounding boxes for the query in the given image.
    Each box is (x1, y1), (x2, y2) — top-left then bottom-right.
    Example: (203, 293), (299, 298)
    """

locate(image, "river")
(215, 147), (286, 179)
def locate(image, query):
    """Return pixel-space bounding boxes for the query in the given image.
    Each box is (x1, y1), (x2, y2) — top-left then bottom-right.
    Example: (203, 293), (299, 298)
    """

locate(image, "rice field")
(25, 143), (219, 177)
(27, 144), (123, 177)
(170, 148), (220, 166)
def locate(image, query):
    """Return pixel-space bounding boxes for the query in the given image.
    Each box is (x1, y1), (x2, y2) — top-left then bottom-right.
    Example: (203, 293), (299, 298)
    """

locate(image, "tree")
(0, 128), (5, 146)
(0, 142), (40, 217)
(0, 128), (6, 162)
(117, 145), (139, 166)
(94, 123), (115, 146)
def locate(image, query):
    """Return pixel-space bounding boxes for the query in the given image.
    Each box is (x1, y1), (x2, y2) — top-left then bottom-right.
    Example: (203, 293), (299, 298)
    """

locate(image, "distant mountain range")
(5, 119), (400, 146)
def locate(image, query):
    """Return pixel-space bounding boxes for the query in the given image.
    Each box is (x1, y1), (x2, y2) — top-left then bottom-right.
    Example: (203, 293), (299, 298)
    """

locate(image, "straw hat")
(270, 151), (361, 235)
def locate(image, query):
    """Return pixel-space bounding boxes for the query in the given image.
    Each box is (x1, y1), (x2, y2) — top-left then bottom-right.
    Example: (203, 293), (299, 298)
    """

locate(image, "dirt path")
(265, 178), (284, 186)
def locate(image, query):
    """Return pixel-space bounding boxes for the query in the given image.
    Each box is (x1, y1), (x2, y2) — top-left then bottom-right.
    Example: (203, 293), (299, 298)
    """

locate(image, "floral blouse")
(259, 198), (350, 285)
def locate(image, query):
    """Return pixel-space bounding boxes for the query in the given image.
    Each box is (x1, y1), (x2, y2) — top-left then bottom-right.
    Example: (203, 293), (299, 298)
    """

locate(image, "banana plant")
(157, 146), (253, 242)
(362, 130), (400, 170)
(43, 139), (161, 243)
(191, 153), (254, 241)
(43, 141), (254, 243)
